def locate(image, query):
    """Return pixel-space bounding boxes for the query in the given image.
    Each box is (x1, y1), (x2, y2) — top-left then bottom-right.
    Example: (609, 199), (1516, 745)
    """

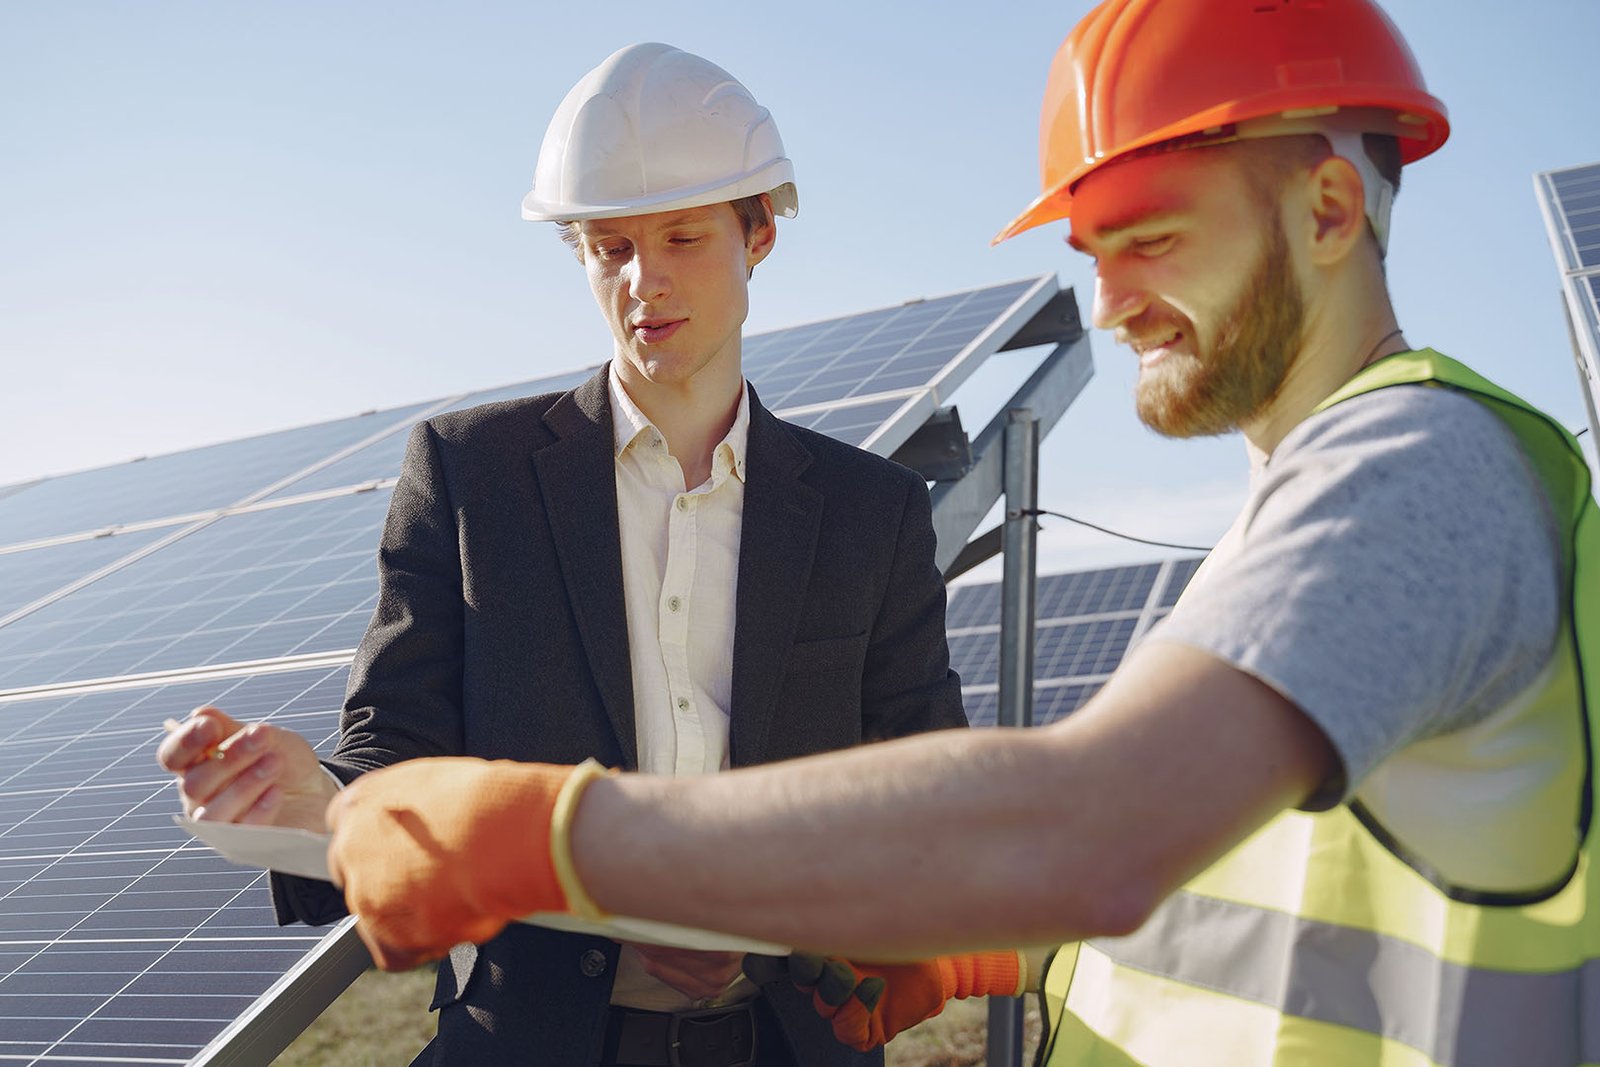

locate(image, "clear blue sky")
(4, 0), (1598, 579)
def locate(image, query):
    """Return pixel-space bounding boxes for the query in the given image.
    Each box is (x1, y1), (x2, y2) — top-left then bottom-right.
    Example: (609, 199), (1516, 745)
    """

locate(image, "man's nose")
(628, 252), (671, 304)
(1091, 269), (1150, 333)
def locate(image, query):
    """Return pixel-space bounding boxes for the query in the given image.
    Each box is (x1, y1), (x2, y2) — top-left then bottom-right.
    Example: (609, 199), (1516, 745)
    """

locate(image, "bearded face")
(1131, 217), (1305, 438)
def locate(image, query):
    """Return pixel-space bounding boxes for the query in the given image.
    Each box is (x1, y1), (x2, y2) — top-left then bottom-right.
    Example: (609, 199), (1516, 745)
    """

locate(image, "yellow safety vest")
(1040, 351), (1600, 1067)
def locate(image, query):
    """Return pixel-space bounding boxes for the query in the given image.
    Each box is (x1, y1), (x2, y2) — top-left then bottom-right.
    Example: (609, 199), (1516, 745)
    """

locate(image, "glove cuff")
(549, 758), (612, 920)
(941, 950), (1024, 1001)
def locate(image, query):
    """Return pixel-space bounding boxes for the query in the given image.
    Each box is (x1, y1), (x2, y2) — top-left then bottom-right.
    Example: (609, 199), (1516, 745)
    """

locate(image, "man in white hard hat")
(157, 42), (965, 1066)
(306, 3), (1597, 1067)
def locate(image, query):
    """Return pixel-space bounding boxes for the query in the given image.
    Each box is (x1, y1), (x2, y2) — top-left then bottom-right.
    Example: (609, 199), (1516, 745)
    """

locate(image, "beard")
(1132, 219), (1305, 438)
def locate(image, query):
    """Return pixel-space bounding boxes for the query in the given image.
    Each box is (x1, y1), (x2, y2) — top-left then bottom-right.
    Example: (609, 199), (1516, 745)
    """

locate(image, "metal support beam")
(932, 333), (1093, 575)
(987, 410), (1039, 1067)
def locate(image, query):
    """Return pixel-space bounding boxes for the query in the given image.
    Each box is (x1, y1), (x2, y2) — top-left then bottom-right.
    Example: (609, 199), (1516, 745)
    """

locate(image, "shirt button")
(677, 697), (689, 711)
(667, 595), (682, 613)
(675, 497), (689, 512)
(579, 949), (608, 977)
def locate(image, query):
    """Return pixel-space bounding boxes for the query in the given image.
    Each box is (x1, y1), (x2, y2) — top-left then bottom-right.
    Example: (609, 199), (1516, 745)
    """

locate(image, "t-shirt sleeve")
(1145, 384), (1562, 809)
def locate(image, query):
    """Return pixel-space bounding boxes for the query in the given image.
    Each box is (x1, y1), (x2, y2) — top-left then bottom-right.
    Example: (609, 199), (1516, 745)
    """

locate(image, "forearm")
(574, 722), (1119, 957)
(573, 642), (1333, 958)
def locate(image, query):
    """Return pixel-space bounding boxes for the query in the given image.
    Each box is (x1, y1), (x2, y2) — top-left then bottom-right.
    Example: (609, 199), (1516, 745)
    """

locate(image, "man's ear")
(1303, 154), (1368, 267)
(746, 193), (777, 272)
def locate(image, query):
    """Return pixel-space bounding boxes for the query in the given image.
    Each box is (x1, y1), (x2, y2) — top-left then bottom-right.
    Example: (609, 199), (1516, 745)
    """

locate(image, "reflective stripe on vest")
(1041, 351), (1600, 1067)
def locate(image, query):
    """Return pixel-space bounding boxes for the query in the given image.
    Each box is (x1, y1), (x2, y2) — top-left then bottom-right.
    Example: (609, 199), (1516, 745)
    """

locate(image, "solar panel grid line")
(0, 669), (349, 1063)
(0, 650), (355, 707)
(752, 297), (951, 403)
(1535, 164), (1600, 443)
(1134, 556), (1203, 639)
(224, 395), (467, 515)
(0, 476), (395, 563)
(858, 275), (1056, 456)
(946, 605), (1152, 640)
(0, 401), (444, 552)
(259, 367), (603, 502)
(1538, 165), (1600, 274)
(0, 520), (220, 637)
(188, 922), (369, 1067)
(769, 385), (925, 420)
(27, 872), (267, 1066)
(0, 513), (212, 559)
(0, 490), (392, 694)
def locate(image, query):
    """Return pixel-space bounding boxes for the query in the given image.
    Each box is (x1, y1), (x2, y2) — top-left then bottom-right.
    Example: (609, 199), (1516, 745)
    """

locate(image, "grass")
(274, 966), (1041, 1066)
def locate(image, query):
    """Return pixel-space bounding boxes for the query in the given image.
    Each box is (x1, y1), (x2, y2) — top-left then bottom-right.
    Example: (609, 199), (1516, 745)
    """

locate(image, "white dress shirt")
(606, 365), (755, 1011)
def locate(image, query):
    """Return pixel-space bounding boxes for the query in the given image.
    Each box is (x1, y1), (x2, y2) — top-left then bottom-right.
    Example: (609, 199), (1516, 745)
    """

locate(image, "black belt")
(599, 1001), (759, 1067)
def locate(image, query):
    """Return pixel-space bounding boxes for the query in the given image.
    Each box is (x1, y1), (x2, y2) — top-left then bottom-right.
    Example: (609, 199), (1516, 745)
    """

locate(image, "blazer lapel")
(532, 369), (639, 768)
(730, 388), (822, 766)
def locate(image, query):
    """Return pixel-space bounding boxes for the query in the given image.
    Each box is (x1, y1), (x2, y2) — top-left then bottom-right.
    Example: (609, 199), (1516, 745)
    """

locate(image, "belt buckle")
(668, 1003), (756, 1067)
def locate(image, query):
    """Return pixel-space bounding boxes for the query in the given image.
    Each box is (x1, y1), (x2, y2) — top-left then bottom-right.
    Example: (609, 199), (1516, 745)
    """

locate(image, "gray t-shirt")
(1147, 383), (1562, 809)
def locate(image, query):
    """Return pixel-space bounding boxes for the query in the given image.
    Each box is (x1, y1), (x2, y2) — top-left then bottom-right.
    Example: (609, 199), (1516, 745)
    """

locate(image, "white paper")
(172, 816), (790, 954)
(175, 815), (334, 880)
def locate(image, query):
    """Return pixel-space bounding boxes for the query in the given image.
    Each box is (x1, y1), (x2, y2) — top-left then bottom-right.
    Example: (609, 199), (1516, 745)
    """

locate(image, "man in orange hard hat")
(314, 3), (1599, 1064)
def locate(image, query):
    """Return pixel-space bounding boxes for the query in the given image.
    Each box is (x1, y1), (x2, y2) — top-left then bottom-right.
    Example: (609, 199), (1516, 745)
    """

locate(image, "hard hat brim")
(522, 157), (797, 223)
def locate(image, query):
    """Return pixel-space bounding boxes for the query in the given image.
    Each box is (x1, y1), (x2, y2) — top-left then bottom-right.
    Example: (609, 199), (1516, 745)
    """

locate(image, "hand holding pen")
(157, 707), (338, 834)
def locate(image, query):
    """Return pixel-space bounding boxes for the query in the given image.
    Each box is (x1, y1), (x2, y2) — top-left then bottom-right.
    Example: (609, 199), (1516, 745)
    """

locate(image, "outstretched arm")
(329, 639), (1334, 967)
(573, 640), (1333, 957)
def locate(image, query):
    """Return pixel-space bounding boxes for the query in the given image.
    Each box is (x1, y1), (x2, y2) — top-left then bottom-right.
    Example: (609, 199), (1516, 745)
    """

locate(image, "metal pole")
(987, 409), (1038, 1067)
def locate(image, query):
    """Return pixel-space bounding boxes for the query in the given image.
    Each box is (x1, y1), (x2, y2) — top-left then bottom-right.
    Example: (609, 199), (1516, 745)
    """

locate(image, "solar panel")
(0, 667), (348, 1065)
(0, 491), (393, 694)
(0, 405), (433, 550)
(261, 367), (600, 502)
(950, 557), (1202, 728)
(0, 276), (1070, 1065)
(0, 529), (171, 623)
(1534, 162), (1600, 444)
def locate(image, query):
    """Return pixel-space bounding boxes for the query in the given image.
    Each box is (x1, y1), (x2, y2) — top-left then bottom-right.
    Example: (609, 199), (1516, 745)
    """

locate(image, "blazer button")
(579, 949), (608, 978)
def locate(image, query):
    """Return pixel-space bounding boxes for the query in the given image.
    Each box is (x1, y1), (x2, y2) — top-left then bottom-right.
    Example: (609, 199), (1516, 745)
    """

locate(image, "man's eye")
(1131, 235), (1175, 256)
(669, 235), (703, 246)
(595, 244), (630, 260)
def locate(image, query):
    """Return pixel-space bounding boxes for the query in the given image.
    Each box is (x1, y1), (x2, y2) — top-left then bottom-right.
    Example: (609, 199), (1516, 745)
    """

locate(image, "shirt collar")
(607, 363), (750, 484)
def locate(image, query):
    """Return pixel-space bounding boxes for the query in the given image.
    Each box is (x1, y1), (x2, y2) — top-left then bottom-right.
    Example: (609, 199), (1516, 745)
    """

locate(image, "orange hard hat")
(994, 0), (1450, 244)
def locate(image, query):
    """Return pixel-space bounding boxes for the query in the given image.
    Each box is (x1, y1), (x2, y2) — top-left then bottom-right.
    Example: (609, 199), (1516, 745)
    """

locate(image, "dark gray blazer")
(272, 368), (967, 1065)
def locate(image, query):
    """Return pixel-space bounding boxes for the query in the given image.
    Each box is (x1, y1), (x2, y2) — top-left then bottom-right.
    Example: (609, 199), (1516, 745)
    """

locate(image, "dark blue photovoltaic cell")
(743, 280), (1036, 411)
(265, 367), (600, 501)
(783, 399), (910, 448)
(1157, 557), (1204, 608)
(0, 491), (391, 692)
(0, 404), (430, 550)
(0, 668), (348, 1066)
(1549, 164), (1600, 271)
(952, 558), (1200, 728)
(0, 528), (169, 622)
(950, 618), (1140, 689)
(946, 560), (1183, 632)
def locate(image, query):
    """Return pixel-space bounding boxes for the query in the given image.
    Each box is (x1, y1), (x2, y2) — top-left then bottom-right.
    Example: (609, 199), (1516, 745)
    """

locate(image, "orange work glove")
(325, 756), (607, 971)
(744, 950), (1023, 1050)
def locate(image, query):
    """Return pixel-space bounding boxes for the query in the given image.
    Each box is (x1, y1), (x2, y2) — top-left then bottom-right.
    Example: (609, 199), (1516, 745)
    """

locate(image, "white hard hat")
(521, 42), (799, 222)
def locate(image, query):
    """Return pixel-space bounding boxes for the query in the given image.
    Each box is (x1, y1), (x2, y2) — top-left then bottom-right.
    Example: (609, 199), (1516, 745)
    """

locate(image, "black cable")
(1017, 508), (1213, 553)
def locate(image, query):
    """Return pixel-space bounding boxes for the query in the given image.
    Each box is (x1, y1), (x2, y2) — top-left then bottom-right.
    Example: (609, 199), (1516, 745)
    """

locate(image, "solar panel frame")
(1534, 162), (1600, 444)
